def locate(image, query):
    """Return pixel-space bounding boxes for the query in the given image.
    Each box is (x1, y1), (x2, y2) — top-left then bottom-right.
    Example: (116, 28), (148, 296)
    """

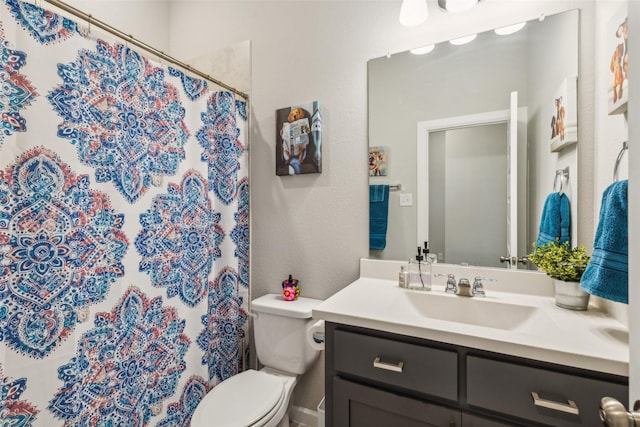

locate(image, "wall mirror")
(368, 9), (579, 269)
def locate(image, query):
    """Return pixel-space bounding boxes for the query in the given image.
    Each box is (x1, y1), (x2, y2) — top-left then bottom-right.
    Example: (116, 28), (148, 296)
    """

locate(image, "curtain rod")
(42, 0), (249, 100)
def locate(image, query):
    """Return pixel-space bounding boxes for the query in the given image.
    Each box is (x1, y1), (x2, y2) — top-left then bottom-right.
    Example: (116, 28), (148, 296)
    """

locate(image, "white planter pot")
(553, 279), (590, 310)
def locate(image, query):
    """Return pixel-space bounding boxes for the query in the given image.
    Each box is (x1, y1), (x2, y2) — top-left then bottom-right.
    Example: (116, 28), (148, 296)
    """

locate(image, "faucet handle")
(435, 273), (457, 294)
(472, 276), (496, 297)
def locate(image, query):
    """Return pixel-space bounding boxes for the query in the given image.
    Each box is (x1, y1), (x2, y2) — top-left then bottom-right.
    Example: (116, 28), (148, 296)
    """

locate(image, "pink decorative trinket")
(282, 275), (300, 301)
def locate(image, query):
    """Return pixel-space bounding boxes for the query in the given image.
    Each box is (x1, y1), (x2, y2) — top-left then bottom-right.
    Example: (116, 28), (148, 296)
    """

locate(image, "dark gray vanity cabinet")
(325, 322), (628, 427)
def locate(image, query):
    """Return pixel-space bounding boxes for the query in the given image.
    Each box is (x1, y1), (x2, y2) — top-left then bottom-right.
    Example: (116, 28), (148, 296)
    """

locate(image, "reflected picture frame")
(369, 146), (388, 176)
(549, 76), (578, 153)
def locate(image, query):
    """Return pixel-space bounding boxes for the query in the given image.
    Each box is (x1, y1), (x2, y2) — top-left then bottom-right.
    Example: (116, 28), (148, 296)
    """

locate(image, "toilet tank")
(252, 294), (323, 375)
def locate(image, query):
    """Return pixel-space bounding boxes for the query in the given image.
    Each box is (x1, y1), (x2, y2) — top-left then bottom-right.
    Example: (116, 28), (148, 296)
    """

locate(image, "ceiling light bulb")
(410, 44), (436, 55)
(449, 34), (477, 45)
(400, 0), (428, 27)
(495, 22), (526, 36)
(438, 0), (479, 13)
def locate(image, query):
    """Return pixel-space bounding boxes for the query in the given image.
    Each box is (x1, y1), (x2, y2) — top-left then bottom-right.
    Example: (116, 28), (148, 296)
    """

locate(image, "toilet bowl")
(191, 368), (296, 427)
(191, 294), (323, 427)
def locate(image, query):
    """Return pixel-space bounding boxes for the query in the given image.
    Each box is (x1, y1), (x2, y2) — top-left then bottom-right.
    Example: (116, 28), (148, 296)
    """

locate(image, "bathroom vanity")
(313, 260), (629, 427)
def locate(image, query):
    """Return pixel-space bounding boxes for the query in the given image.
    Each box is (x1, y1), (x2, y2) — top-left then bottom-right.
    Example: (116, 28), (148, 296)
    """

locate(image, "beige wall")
(67, 0), (631, 415)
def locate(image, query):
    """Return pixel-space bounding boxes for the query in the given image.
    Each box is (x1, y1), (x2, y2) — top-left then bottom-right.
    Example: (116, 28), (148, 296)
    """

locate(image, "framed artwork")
(549, 77), (578, 153)
(607, 7), (628, 115)
(275, 101), (322, 175)
(369, 146), (388, 176)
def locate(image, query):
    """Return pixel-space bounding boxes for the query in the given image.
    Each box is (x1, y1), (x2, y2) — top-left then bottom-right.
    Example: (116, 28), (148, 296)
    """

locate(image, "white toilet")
(191, 294), (323, 427)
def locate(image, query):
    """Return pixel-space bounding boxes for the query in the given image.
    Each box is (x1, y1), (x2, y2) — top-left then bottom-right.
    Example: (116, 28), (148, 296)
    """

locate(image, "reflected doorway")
(429, 124), (507, 267)
(416, 101), (528, 269)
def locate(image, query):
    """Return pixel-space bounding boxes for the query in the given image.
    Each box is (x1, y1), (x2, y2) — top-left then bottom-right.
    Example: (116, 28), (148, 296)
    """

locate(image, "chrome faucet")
(455, 278), (472, 297)
(437, 273), (495, 297)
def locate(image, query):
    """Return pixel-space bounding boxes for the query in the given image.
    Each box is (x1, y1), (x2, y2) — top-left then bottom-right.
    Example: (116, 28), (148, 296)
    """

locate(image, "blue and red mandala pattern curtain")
(0, 0), (249, 425)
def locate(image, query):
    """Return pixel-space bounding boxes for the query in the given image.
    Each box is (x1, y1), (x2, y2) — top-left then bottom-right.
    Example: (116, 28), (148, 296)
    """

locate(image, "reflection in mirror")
(417, 101), (527, 269)
(368, 9), (579, 268)
(430, 123), (508, 268)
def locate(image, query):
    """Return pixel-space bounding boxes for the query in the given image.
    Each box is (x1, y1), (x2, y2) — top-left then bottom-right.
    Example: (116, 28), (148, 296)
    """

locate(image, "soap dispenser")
(424, 241), (437, 264)
(407, 246), (432, 290)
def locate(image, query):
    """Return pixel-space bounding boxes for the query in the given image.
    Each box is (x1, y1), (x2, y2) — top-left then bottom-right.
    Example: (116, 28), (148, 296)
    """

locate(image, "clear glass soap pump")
(407, 243), (432, 290)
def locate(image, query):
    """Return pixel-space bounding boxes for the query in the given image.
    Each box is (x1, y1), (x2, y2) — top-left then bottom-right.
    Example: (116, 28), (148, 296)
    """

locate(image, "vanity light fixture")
(399, 0), (428, 27)
(437, 0), (482, 13)
(410, 44), (435, 55)
(449, 34), (477, 45)
(494, 22), (526, 36)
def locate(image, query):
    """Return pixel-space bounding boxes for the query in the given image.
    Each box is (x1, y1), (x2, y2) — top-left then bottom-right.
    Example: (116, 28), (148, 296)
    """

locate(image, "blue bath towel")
(580, 180), (628, 303)
(369, 185), (390, 250)
(536, 192), (571, 247)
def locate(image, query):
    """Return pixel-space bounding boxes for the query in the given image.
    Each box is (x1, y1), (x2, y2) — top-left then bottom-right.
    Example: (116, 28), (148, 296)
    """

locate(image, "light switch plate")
(399, 193), (413, 207)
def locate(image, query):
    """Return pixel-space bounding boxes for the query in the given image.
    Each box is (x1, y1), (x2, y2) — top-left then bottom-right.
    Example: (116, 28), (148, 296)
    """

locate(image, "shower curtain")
(0, 1), (249, 425)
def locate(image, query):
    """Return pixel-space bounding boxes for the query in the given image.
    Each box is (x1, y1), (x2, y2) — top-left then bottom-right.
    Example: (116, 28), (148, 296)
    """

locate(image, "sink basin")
(400, 291), (543, 330)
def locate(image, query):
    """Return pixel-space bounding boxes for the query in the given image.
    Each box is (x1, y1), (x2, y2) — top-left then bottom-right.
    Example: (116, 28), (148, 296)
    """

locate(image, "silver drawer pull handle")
(531, 392), (579, 415)
(373, 357), (404, 373)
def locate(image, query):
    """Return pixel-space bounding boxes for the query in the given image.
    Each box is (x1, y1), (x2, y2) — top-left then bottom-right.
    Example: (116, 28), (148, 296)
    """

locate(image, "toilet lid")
(191, 370), (285, 427)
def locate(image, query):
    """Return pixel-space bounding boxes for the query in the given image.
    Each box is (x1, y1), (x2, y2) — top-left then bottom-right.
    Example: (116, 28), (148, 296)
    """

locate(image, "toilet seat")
(191, 369), (286, 427)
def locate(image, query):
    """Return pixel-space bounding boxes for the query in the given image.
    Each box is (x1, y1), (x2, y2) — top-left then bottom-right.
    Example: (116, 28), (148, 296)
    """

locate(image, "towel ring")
(553, 174), (563, 194)
(553, 166), (569, 195)
(613, 141), (628, 182)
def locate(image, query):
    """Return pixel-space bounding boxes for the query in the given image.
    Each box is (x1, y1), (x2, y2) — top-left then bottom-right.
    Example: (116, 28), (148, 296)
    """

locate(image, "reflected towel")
(580, 180), (628, 304)
(369, 185), (390, 250)
(536, 192), (571, 247)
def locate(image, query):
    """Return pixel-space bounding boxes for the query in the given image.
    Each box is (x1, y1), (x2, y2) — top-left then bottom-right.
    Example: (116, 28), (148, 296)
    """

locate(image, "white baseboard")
(290, 405), (318, 427)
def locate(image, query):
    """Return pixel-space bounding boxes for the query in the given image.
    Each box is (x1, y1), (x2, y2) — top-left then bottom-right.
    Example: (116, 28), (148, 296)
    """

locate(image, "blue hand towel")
(580, 180), (628, 304)
(536, 192), (571, 247)
(369, 185), (390, 250)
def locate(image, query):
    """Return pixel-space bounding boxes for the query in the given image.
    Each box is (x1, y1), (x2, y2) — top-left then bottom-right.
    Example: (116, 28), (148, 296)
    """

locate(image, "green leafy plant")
(528, 240), (590, 282)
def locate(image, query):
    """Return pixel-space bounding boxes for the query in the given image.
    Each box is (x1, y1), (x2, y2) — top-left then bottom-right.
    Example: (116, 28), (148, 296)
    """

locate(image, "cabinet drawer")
(334, 377), (461, 427)
(462, 413), (516, 427)
(467, 356), (628, 426)
(333, 329), (457, 401)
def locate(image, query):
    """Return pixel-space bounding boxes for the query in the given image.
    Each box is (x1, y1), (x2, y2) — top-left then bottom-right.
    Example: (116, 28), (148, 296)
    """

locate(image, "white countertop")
(313, 261), (629, 377)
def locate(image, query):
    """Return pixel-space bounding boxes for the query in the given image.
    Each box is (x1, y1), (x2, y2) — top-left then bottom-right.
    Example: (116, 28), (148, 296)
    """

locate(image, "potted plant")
(528, 240), (591, 310)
